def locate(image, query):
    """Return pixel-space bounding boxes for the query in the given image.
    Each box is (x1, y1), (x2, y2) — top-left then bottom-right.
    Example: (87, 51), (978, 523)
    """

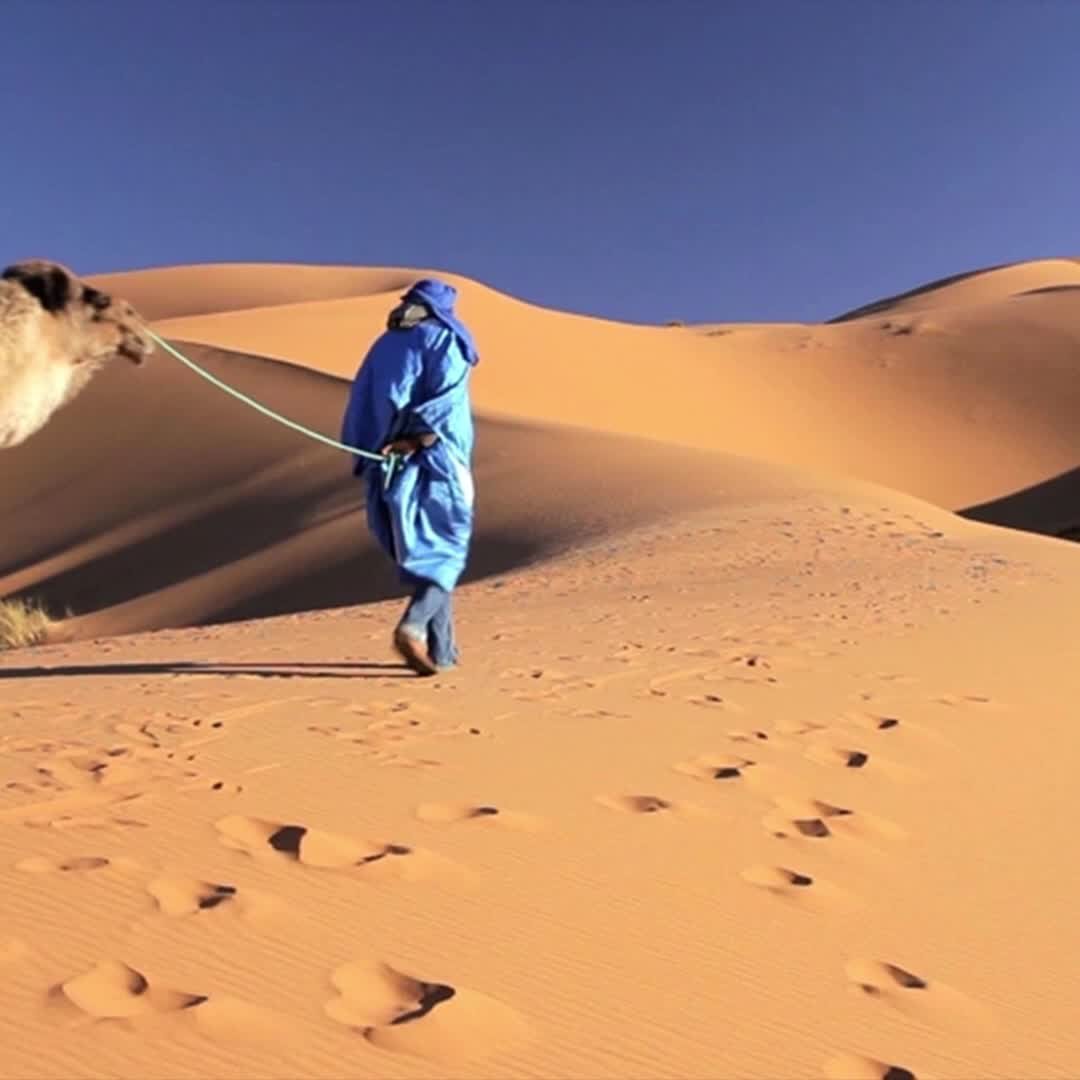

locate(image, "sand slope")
(1, 259), (1079, 1079)
(1, 493), (1077, 1080)
(827, 258), (1080, 321)
(0, 338), (830, 637)
(101, 259), (1080, 514)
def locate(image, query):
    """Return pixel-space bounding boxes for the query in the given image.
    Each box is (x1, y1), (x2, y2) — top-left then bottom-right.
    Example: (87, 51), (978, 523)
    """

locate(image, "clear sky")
(5, 0), (1078, 324)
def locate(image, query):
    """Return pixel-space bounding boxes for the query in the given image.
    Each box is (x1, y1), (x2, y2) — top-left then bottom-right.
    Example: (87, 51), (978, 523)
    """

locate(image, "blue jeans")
(399, 581), (458, 669)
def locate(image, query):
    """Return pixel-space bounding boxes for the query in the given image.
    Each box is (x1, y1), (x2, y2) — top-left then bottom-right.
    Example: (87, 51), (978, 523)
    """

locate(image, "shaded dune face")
(0, 260), (153, 449)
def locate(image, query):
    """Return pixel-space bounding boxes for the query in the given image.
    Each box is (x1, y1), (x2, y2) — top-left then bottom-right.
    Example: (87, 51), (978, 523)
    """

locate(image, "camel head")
(1, 259), (154, 366)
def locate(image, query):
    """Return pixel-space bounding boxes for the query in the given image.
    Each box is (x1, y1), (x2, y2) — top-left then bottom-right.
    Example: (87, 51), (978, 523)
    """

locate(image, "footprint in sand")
(308, 724), (443, 759)
(367, 699), (434, 717)
(31, 741), (227, 798)
(6, 737), (87, 756)
(804, 743), (922, 782)
(739, 864), (858, 911)
(740, 864), (812, 888)
(862, 670), (919, 685)
(507, 673), (600, 702)
(498, 666), (558, 682)
(16, 854), (139, 874)
(163, 716), (229, 738)
(568, 707), (633, 721)
(368, 750), (443, 769)
(46, 959), (207, 1020)
(598, 794), (673, 815)
(325, 960), (531, 1062)
(840, 710), (903, 733)
(805, 744), (873, 769)
(933, 693), (1002, 710)
(415, 803), (546, 832)
(34, 753), (147, 790)
(215, 815), (443, 880)
(38, 811), (150, 832)
(111, 716), (213, 749)
(109, 721), (161, 747)
(307, 724), (380, 748)
(673, 753), (763, 785)
(146, 875), (280, 920)
(137, 701), (278, 744)
(594, 794), (712, 819)
(303, 696), (352, 709)
(686, 693), (747, 713)
(727, 727), (805, 754)
(701, 650), (787, 687)
(312, 707), (478, 752)
(46, 959), (279, 1042)
(366, 717), (428, 739)
(4, 781), (40, 796)
(429, 722), (492, 741)
(845, 958), (986, 1027)
(775, 718), (829, 737)
(727, 729), (773, 745)
(823, 1053), (919, 1080)
(178, 776), (244, 795)
(839, 710), (941, 746)
(762, 797), (904, 844)
(0, 786), (148, 829)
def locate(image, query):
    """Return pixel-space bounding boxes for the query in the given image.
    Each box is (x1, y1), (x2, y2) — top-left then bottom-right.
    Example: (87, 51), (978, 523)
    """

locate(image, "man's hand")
(380, 438), (419, 456)
(380, 433), (437, 456)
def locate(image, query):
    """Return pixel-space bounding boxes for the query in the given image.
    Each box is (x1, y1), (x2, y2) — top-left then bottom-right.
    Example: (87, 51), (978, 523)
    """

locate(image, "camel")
(0, 259), (154, 449)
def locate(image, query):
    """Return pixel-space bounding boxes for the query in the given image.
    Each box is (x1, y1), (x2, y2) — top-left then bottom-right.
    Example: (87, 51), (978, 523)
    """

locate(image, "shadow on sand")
(0, 660), (416, 681)
(959, 463), (1080, 539)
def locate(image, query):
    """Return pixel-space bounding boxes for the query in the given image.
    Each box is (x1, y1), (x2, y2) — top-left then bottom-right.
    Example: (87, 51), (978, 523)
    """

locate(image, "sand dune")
(0, 338), (836, 638)
(8, 254), (1078, 636)
(1, 487), (1077, 1080)
(2, 259), (1080, 1079)
(87, 259), (1080, 514)
(827, 257), (1080, 321)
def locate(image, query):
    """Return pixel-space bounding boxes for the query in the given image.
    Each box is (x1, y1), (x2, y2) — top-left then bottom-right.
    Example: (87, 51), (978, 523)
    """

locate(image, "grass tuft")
(0, 597), (53, 650)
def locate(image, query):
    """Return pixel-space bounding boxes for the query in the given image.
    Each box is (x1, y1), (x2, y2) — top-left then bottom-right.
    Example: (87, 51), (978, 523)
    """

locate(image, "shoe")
(393, 626), (438, 677)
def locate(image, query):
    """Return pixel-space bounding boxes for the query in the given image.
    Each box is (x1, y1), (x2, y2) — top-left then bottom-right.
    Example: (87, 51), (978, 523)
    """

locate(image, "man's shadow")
(0, 660), (416, 681)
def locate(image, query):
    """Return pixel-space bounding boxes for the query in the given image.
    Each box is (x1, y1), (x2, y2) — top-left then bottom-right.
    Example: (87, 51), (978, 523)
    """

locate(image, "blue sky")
(5, 0), (1078, 324)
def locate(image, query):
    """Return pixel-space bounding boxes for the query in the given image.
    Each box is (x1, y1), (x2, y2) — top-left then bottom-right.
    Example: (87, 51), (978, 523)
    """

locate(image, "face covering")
(387, 301), (432, 331)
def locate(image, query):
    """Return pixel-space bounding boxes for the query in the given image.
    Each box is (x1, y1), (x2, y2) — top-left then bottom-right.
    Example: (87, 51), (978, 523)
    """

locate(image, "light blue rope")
(147, 329), (386, 463)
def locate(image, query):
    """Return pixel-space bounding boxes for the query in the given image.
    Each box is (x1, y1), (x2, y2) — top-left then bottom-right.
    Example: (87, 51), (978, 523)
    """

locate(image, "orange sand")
(1, 260), (1079, 1079)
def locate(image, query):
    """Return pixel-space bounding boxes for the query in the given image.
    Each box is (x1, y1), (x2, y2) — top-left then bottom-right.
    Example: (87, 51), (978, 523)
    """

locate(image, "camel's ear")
(1, 263), (72, 313)
(81, 286), (112, 311)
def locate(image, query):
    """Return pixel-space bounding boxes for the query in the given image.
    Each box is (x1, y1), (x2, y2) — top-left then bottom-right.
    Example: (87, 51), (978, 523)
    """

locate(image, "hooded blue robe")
(341, 281), (478, 593)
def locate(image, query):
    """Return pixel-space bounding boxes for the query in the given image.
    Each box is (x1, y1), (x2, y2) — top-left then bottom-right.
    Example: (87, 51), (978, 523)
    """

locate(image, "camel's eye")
(82, 287), (111, 311)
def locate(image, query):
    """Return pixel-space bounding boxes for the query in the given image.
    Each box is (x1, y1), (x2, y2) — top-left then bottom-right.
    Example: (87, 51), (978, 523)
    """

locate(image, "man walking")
(341, 279), (479, 675)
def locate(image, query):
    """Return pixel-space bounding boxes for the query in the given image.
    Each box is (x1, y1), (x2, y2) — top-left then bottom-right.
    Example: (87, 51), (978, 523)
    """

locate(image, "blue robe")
(341, 320), (476, 592)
